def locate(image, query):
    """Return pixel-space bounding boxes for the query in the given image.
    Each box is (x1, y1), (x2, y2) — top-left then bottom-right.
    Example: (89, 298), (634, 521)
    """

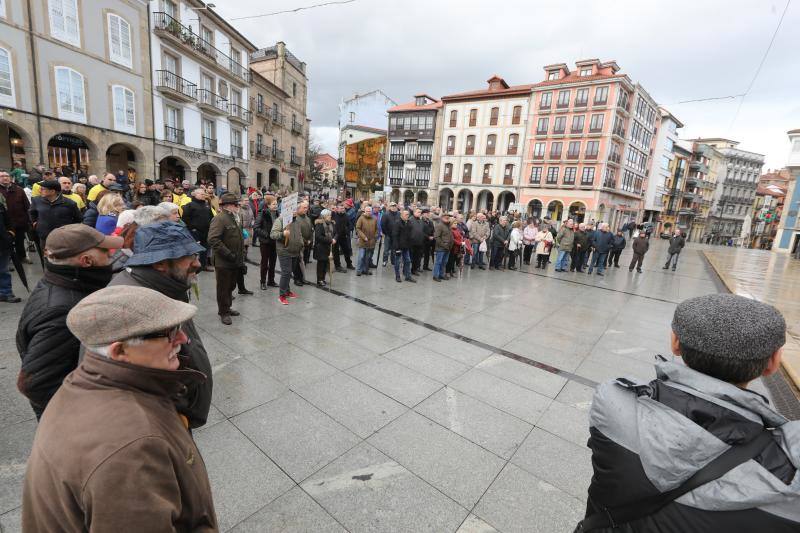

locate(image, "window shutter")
(69, 69), (84, 114)
(124, 88), (135, 129)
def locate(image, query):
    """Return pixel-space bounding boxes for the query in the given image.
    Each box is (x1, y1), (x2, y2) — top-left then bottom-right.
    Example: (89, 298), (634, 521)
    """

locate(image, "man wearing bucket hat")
(16, 224), (122, 418)
(22, 286), (218, 532)
(207, 192), (245, 325)
(108, 220), (212, 429)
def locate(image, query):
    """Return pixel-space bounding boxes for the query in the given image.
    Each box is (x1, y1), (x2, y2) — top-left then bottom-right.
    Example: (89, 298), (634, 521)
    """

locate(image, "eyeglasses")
(141, 324), (183, 343)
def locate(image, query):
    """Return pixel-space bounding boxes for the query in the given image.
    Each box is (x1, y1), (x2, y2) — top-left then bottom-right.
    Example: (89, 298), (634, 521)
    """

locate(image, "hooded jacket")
(22, 353), (217, 532)
(108, 267), (213, 429)
(585, 361), (800, 532)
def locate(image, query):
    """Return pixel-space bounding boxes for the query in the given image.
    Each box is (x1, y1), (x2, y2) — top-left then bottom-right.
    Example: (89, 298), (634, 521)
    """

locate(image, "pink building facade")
(520, 59), (660, 229)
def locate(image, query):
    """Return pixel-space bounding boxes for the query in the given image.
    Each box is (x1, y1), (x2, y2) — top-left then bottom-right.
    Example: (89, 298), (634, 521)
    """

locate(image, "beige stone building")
(1, 0), (154, 178)
(249, 42), (308, 193)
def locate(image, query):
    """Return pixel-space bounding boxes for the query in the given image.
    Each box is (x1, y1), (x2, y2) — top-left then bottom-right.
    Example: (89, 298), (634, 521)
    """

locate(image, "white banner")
(281, 192), (299, 227)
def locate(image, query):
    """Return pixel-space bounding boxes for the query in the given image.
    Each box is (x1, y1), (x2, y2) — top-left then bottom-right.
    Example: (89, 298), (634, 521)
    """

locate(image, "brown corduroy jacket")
(22, 353), (217, 533)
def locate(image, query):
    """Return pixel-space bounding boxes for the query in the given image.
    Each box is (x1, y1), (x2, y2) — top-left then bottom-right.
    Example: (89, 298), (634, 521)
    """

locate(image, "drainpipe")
(26, 0), (45, 165)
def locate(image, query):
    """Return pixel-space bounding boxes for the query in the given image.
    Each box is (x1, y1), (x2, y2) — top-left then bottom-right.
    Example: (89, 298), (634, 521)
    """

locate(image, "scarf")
(44, 261), (114, 292)
(127, 266), (191, 303)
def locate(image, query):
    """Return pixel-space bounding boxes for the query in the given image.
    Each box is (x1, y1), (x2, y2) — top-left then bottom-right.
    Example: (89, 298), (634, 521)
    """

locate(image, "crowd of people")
(5, 163), (798, 532)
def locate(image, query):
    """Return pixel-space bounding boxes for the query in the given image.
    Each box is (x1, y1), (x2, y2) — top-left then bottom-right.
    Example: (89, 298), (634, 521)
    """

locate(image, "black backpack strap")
(576, 430), (774, 532)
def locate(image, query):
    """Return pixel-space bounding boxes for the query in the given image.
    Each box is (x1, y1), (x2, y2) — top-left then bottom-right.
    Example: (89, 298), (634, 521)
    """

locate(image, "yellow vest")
(87, 184), (107, 202)
(31, 182), (41, 197)
(62, 193), (86, 210)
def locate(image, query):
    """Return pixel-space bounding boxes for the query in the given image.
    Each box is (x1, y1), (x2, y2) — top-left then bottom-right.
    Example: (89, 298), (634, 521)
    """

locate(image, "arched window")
(449, 110), (457, 127)
(49, 0), (80, 46)
(0, 48), (15, 107)
(443, 163), (453, 182)
(446, 135), (455, 155)
(463, 163), (472, 183)
(486, 134), (496, 155)
(507, 133), (519, 155)
(107, 13), (132, 67)
(489, 107), (499, 126)
(112, 85), (136, 133)
(54, 66), (86, 122)
(465, 135), (475, 155)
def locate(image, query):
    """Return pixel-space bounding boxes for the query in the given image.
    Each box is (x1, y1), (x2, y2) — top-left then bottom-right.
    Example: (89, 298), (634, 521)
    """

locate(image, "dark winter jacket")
(207, 210), (244, 269)
(632, 236), (650, 255)
(0, 182), (31, 229)
(82, 201), (100, 228)
(108, 266), (213, 429)
(16, 263), (112, 418)
(30, 194), (82, 244)
(668, 234), (687, 254)
(422, 217), (435, 242)
(434, 220), (453, 252)
(181, 198), (214, 240)
(573, 230), (589, 252)
(313, 219), (334, 261)
(593, 230), (615, 253)
(490, 224), (511, 248)
(0, 203), (12, 252)
(409, 217), (426, 247)
(255, 208), (277, 243)
(392, 218), (413, 250)
(381, 209), (400, 238)
(612, 234), (627, 250)
(556, 225), (575, 250)
(585, 361), (800, 533)
(333, 211), (351, 239)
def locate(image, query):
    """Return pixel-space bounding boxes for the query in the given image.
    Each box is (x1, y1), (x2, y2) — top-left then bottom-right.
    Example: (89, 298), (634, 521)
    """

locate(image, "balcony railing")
(446, 147), (454, 155)
(503, 177), (513, 185)
(250, 141), (269, 159)
(585, 152), (598, 160)
(536, 129), (548, 136)
(486, 147), (495, 156)
(389, 153), (404, 162)
(155, 70), (196, 100)
(556, 101), (569, 109)
(574, 99), (588, 108)
(465, 146), (475, 155)
(272, 148), (285, 161)
(507, 146), (518, 155)
(442, 174), (452, 183)
(291, 120), (303, 135)
(388, 177), (403, 186)
(197, 89), (228, 113)
(608, 153), (621, 164)
(229, 103), (252, 124)
(566, 152), (579, 160)
(165, 125), (184, 144)
(231, 144), (243, 158)
(202, 136), (217, 152)
(272, 112), (285, 125)
(416, 153), (432, 163)
(553, 127), (565, 135)
(415, 179), (430, 187)
(290, 154), (302, 166)
(152, 12), (250, 83)
(405, 153), (416, 161)
(482, 175), (491, 184)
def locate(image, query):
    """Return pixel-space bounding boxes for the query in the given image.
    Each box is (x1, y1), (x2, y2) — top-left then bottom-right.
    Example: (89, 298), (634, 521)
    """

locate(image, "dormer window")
(580, 68), (592, 76)
(547, 72), (558, 81)
(416, 96), (425, 106)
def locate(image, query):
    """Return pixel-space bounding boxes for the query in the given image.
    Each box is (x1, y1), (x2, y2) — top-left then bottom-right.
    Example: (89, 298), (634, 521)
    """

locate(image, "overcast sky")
(216, 0), (799, 170)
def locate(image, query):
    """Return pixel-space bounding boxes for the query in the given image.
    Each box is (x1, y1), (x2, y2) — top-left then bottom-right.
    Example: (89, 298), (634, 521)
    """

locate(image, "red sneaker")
(279, 295), (289, 305)
(287, 291), (298, 299)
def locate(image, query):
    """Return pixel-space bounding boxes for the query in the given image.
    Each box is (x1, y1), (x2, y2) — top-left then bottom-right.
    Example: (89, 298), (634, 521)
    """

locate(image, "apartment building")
(337, 90), (397, 181)
(644, 108), (683, 224)
(694, 138), (765, 244)
(439, 76), (532, 212)
(339, 124), (387, 199)
(774, 129), (800, 256)
(150, 0), (255, 189)
(386, 94), (442, 205)
(250, 42), (308, 192)
(520, 59), (660, 228)
(0, 0), (154, 177)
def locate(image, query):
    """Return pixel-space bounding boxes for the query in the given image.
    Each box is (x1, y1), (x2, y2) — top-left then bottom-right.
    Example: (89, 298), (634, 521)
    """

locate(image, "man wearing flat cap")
(109, 220), (212, 429)
(29, 180), (82, 245)
(22, 286), (217, 532)
(582, 294), (800, 532)
(16, 224), (122, 418)
(207, 192), (245, 325)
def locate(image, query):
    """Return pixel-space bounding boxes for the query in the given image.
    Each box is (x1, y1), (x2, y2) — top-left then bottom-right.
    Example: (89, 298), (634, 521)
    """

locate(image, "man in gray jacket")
(663, 229), (686, 271)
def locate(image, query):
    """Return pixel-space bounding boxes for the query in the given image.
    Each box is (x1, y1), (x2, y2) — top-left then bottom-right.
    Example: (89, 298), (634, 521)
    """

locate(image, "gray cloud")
(216, 0), (799, 167)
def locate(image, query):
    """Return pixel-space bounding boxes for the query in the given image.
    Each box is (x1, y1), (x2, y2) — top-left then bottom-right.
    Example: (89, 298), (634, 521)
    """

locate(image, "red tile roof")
(388, 100), (442, 112)
(532, 73), (628, 88)
(442, 84), (535, 101)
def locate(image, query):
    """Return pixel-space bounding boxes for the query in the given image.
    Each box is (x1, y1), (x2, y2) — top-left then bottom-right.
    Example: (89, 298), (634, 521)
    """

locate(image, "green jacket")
(270, 216), (304, 257)
(556, 226), (575, 251)
(207, 210), (244, 269)
(296, 213), (313, 243)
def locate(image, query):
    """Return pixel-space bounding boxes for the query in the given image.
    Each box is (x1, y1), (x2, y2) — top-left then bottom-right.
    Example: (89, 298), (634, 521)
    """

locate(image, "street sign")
(281, 192), (298, 227)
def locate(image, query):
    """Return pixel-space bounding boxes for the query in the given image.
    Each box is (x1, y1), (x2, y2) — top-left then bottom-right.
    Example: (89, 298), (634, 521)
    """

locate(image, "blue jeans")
(588, 251), (608, 273)
(556, 249), (570, 270)
(433, 250), (449, 279)
(382, 235), (394, 264)
(471, 243), (484, 266)
(665, 252), (680, 269)
(357, 247), (374, 274)
(0, 253), (11, 296)
(394, 249), (412, 279)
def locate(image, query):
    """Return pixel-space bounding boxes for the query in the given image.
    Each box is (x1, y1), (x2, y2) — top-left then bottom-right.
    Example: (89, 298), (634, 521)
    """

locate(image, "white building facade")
(439, 76), (532, 212)
(643, 108), (682, 222)
(150, 0), (255, 189)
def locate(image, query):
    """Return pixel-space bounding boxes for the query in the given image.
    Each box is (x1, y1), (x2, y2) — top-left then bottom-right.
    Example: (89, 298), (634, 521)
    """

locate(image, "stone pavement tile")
(536, 400), (590, 447)
(384, 343), (470, 383)
(474, 463), (585, 533)
(290, 306), (357, 329)
(232, 392), (360, 482)
(480, 302), (550, 327)
(244, 341), (338, 389)
(449, 369), (552, 424)
(346, 356), (442, 408)
(594, 328), (669, 356)
(0, 420), (36, 514)
(456, 514), (498, 533)
(337, 323), (409, 354)
(368, 411), (506, 508)
(501, 337), (587, 373)
(413, 332), (493, 367)
(301, 442), (468, 533)
(211, 357), (287, 417)
(0, 348), (35, 431)
(514, 324), (600, 357)
(448, 314), (529, 346)
(196, 330), (242, 370)
(555, 381), (596, 410)
(476, 354), (568, 398)
(584, 347), (660, 379)
(229, 486), (346, 532)
(0, 316), (18, 342)
(415, 388), (532, 459)
(296, 372), (407, 439)
(291, 334), (379, 370)
(194, 420), (294, 532)
(510, 428), (593, 500)
(199, 324), (277, 356)
(198, 403), (227, 431)
(0, 506), (21, 533)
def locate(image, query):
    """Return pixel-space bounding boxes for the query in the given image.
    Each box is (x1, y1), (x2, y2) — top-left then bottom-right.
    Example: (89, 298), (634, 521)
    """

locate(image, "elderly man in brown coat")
(207, 192), (245, 325)
(22, 285), (217, 532)
(355, 204), (378, 276)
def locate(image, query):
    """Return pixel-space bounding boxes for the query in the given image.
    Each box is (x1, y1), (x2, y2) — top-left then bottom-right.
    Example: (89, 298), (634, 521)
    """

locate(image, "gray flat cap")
(67, 286), (196, 346)
(672, 294), (785, 361)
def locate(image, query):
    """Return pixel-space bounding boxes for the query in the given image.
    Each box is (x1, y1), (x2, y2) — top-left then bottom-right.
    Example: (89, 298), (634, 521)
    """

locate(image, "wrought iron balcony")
(291, 120), (303, 135)
(229, 103), (252, 125)
(202, 136), (217, 152)
(272, 148), (285, 162)
(250, 141), (269, 159)
(231, 144), (243, 158)
(388, 177), (403, 186)
(164, 125), (184, 144)
(416, 153), (432, 163)
(272, 112), (285, 125)
(389, 153), (404, 162)
(290, 154), (302, 167)
(155, 70), (196, 102)
(197, 89), (228, 115)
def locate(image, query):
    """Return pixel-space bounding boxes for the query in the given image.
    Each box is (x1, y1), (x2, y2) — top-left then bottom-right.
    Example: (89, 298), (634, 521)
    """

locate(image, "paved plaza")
(0, 239), (795, 533)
